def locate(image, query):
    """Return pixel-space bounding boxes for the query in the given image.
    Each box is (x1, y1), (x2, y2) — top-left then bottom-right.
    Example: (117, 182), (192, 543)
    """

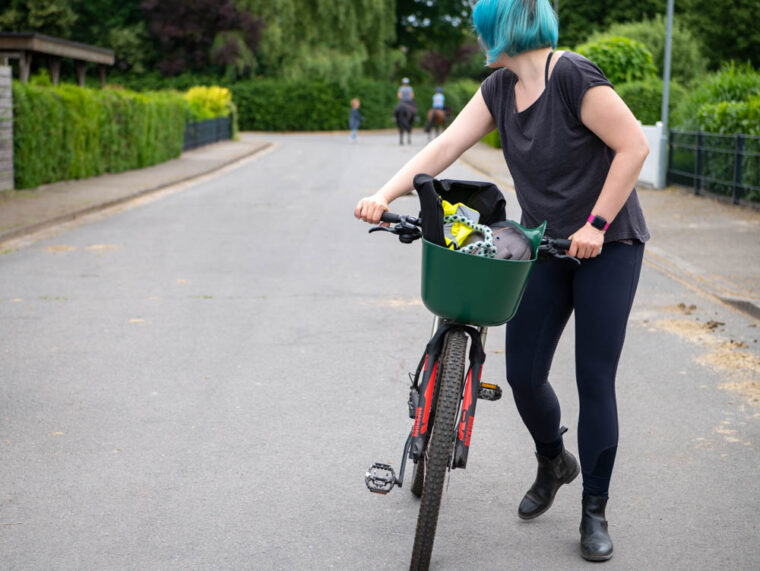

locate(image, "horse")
(424, 107), (451, 139)
(393, 101), (416, 145)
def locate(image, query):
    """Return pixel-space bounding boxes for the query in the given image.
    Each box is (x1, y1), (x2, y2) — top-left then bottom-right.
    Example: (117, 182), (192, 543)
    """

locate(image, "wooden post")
(48, 56), (61, 85)
(19, 51), (32, 83)
(98, 64), (107, 88)
(75, 61), (87, 87)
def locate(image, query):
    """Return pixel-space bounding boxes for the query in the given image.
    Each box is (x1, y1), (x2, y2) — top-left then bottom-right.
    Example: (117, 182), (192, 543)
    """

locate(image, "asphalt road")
(1, 132), (759, 570)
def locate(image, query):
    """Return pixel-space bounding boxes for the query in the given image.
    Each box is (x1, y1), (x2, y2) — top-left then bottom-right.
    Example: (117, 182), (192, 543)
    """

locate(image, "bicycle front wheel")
(410, 328), (467, 571)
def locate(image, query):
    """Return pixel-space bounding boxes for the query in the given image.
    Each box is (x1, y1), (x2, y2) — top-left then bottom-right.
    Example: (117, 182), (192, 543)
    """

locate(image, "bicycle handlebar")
(380, 212), (402, 224)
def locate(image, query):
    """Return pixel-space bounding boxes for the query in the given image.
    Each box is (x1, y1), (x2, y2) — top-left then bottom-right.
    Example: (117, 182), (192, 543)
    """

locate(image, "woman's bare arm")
(355, 88), (497, 223)
(568, 85), (649, 258)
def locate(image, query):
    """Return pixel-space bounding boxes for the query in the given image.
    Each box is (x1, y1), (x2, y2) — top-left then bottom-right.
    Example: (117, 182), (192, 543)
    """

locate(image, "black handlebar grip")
(552, 238), (573, 251)
(380, 212), (402, 224)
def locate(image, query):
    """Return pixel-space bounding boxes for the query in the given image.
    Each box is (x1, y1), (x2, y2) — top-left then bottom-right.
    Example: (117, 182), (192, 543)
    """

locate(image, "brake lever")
(369, 226), (396, 235)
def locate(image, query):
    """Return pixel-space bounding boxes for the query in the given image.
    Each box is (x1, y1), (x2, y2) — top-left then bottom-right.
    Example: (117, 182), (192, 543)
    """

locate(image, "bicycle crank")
(365, 463), (398, 494)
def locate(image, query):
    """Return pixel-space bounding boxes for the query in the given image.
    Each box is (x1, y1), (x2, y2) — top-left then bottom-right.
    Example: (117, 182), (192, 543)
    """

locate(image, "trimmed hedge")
(576, 36), (657, 86)
(616, 78), (686, 126)
(228, 78), (481, 131)
(13, 83), (187, 189)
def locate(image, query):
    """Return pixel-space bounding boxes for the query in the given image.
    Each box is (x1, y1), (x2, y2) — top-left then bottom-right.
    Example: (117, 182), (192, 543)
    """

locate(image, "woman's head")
(473, 0), (558, 64)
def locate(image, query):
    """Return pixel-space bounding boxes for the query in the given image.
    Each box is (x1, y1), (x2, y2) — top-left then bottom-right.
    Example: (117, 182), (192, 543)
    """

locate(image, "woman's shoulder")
(553, 51), (612, 86)
(480, 68), (516, 102)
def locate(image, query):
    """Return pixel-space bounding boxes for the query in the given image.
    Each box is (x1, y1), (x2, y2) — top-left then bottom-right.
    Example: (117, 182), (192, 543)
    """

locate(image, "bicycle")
(363, 206), (575, 570)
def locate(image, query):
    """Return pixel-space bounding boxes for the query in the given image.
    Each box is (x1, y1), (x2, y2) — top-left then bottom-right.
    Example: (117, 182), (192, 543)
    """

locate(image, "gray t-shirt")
(480, 51), (649, 243)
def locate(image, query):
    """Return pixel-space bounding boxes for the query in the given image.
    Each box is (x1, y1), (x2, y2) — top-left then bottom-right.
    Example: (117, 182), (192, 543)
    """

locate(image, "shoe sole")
(517, 461), (581, 520)
(581, 551), (613, 562)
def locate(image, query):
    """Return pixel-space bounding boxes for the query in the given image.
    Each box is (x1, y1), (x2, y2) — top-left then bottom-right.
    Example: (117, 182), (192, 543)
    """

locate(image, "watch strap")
(588, 214), (610, 232)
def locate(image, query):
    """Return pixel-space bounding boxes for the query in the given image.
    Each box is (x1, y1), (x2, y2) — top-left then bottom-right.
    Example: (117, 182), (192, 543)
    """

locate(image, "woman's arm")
(568, 85), (649, 258)
(355, 88), (497, 223)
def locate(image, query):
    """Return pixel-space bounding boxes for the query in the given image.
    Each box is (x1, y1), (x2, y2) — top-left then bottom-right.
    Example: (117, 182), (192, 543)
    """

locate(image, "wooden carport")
(0, 33), (115, 87)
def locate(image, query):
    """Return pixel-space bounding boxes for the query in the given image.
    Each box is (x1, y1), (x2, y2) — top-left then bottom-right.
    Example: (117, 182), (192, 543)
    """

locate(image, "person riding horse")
(424, 87), (451, 138)
(394, 77), (418, 145)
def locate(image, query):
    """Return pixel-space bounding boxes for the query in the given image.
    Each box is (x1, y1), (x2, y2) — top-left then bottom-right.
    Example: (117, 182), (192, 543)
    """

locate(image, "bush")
(576, 36), (657, 86)
(671, 63), (760, 129)
(12, 83), (187, 189)
(228, 77), (481, 132)
(616, 78), (687, 125)
(184, 86), (232, 120)
(587, 16), (706, 86)
(697, 96), (760, 135)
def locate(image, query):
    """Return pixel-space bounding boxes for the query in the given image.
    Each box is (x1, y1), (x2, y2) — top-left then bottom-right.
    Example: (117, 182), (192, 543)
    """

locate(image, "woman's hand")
(568, 223), (605, 259)
(354, 192), (389, 224)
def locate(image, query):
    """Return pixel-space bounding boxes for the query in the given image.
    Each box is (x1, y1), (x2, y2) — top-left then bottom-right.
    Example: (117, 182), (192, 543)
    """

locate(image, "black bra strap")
(544, 50), (554, 84)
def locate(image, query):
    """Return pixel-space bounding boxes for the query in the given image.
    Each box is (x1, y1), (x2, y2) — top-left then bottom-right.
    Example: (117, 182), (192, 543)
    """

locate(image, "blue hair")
(473, 0), (558, 63)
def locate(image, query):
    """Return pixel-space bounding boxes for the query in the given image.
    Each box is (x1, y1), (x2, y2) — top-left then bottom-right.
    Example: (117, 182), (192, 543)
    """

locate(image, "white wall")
(638, 121), (666, 189)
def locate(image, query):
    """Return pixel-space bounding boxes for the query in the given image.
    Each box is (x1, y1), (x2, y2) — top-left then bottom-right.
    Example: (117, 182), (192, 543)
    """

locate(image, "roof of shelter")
(0, 33), (115, 65)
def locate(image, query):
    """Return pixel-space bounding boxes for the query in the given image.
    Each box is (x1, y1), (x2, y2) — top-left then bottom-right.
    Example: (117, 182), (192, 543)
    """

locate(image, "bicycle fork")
(365, 320), (503, 494)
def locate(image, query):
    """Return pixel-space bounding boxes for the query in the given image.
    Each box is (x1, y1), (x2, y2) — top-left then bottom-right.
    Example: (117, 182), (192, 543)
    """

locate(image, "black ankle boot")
(580, 494), (614, 561)
(517, 448), (580, 519)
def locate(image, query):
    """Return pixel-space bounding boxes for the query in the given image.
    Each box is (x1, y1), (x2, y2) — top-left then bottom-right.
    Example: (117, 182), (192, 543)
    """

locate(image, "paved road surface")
(1, 132), (759, 570)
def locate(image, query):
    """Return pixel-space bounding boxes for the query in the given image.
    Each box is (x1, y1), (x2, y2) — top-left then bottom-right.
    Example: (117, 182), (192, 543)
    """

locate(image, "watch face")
(590, 216), (607, 230)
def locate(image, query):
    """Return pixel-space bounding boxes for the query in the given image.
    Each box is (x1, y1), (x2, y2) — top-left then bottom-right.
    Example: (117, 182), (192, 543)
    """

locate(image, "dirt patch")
(652, 313), (760, 408)
(85, 244), (119, 252)
(44, 245), (76, 253)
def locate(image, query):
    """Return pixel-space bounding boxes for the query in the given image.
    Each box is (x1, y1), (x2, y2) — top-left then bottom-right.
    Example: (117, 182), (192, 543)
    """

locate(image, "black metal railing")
(183, 116), (232, 151)
(668, 129), (760, 204)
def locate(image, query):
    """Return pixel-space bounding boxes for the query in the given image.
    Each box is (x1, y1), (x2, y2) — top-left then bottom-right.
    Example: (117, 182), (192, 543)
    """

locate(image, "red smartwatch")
(588, 214), (610, 232)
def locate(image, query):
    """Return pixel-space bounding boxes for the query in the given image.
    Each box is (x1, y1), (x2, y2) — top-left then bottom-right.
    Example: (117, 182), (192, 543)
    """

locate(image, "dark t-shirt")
(480, 51), (649, 243)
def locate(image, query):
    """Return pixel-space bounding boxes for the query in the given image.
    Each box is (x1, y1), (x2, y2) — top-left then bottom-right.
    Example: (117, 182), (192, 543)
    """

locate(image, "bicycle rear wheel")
(409, 328), (467, 570)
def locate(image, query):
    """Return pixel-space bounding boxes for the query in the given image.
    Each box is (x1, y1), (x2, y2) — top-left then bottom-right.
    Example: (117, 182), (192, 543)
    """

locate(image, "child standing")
(349, 98), (366, 143)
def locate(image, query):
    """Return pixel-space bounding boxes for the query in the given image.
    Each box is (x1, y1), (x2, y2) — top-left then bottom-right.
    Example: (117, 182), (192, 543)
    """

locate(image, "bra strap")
(544, 50), (554, 85)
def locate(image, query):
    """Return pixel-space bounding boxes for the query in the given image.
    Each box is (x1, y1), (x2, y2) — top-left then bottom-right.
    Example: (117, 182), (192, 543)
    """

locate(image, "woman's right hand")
(354, 192), (389, 224)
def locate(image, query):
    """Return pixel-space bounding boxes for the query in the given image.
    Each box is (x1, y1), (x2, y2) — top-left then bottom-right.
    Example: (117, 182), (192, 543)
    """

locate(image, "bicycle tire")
(409, 328), (467, 571)
(410, 432), (428, 498)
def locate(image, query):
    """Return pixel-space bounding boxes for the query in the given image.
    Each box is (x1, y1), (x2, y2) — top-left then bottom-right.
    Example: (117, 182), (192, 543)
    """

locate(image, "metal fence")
(183, 116), (232, 151)
(668, 129), (760, 204)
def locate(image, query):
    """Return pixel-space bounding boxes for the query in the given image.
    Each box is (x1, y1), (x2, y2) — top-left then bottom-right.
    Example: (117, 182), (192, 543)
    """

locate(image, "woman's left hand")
(568, 223), (605, 259)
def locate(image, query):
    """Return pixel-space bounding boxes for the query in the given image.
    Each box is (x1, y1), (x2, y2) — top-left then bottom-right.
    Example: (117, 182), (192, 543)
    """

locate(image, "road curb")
(0, 142), (272, 247)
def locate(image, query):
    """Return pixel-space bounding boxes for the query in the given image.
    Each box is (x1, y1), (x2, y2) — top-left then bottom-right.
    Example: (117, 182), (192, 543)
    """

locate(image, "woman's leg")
(506, 258), (575, 455)
(572, 242), (644, 497)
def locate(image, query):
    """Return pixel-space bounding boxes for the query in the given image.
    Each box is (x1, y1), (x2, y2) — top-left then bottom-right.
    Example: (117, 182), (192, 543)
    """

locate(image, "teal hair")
(473, 0), (558, 63)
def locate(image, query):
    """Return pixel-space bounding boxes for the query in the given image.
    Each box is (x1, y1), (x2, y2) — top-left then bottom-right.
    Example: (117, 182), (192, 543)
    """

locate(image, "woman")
(355, 0), (649, 562)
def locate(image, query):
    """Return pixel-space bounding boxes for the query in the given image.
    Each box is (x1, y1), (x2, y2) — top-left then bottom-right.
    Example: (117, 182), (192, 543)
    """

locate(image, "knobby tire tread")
(409, 329), (467, 571)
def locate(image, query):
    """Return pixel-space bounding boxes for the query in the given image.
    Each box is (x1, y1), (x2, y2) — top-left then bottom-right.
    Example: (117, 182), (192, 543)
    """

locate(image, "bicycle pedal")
(365, 463), (397, 494)
(478, 383), (502, 401)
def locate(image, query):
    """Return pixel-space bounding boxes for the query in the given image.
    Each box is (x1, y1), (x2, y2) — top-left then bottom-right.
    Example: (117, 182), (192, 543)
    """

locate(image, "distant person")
(432, 87), (445, 109)
(424, 87), (450, 137)
(397, 77), (415, 104)
(348, 98), (366, 143)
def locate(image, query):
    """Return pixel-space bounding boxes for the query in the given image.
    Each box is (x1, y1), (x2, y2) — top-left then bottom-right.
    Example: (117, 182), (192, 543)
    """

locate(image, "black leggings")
(505, 241), (644, 497)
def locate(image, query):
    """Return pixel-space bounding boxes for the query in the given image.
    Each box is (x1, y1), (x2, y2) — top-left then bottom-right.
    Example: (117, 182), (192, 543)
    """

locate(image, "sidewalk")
(0, 138), (271, 245)
(461, 142), (760, 320)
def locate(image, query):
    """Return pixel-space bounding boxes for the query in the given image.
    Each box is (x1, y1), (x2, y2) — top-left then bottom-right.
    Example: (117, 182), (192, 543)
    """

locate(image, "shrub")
(671, 63), (760, 129)
(697, 96), (760, 136)
(228, 78), (480, 132)
(576, 36), (657, 86)
(616, 78), (687, 125)
(184, 86), (232, 120)
(587, 16), (706, 86)
(12, 82), (187, 189)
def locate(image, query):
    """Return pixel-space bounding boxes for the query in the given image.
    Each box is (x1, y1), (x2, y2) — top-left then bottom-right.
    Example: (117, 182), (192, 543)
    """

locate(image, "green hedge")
(576, 36), (657, 86)
(13, 83), (187, 189)
(228, 78), (481, 131)
(616, 78), (686, 125)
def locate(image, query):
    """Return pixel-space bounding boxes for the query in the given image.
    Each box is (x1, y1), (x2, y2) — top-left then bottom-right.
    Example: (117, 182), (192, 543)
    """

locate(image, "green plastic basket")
(420, 221), (546, 326)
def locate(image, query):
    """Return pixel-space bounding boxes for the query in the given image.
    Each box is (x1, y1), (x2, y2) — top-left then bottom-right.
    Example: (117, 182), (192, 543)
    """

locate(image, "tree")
(556, 0), (664, 48)
(396, 0), (475, 53)
(141, 0), (263, 76)
(681, 0), (760, 69)
(0, 0), (78, 38)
